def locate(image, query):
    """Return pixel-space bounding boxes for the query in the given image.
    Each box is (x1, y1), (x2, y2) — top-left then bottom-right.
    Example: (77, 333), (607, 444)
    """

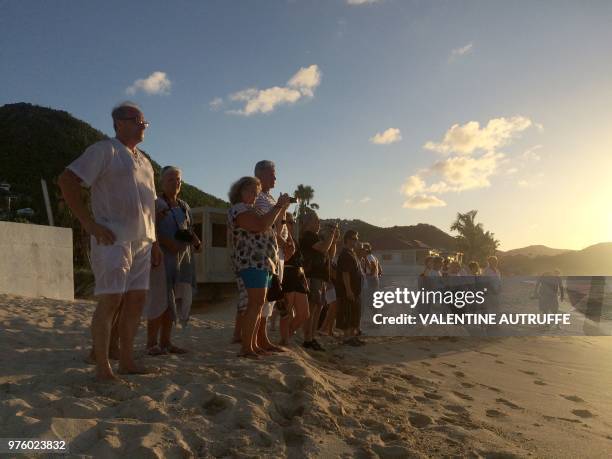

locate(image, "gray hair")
(254, 160), (275, 178)
(161, 165), (181, 178)
(228, 176), (261, 205)
(111, 101), (142, 131)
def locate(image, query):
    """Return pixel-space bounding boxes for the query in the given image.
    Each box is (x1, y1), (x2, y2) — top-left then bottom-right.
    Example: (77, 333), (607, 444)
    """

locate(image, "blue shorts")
(238, 268), (273, 289)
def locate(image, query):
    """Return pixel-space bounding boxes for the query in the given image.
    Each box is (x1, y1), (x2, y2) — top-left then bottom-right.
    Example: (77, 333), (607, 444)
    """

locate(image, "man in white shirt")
(254, 160), (291, 350)
(59, 102), (162, 381)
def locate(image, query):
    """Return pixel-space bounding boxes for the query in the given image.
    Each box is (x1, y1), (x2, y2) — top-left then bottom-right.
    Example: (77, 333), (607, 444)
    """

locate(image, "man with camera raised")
(254, 160), (295, 350)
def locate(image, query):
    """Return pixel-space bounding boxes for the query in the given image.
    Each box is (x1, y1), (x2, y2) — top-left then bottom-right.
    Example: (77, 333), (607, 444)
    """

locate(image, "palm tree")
(293, 184), (319, 218)
(450, 210), (499, 264)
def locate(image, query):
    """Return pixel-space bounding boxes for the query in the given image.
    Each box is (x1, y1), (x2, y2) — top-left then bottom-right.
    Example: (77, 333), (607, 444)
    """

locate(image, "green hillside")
(321, 219), (458, 250)
(0, 102), (228, 223)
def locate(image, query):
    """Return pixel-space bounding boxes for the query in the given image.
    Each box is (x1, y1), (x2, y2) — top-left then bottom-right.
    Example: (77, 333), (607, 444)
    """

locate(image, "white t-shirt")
(67, 138), (156, 243)
(366, 253), (379, 276)
(254, 191), (288, 260)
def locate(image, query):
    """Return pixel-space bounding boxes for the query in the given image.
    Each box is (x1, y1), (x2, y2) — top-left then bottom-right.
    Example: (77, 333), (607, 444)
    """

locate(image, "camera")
(174, 229), (194, 243)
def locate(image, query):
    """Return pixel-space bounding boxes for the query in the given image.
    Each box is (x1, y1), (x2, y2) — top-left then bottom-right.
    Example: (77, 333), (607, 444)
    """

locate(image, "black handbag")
(266, 274), (284, 302)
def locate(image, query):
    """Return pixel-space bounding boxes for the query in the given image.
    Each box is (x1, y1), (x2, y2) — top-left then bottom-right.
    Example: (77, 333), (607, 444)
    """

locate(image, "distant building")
(369, 236), (462, 276)
(190, 207), (233, 283)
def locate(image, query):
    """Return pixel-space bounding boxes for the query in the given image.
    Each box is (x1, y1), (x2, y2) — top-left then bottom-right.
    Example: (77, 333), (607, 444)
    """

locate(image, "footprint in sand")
(486, 409), (507, 418)
(495, 360), (505, 365)
(420, 362), (431, 367)
(424, 392), (443, 400)
(480, 384), (502, 393)
(533, 380), (547, 386)
(408, 412), (433, 428)
(444, 404), (469, 415)
(429, 353), (438, 359)
(453, 391), (474, 401)
(562, 395), (585, 403)
(461, 382), (475, 389)
(453, 371), (465, 378)
(572, 409), (594, 419)
(442, 363), (457, 368)
(521, 370), (537, 376)
(429, 370), (445, 377)
(496, 398), (522, 410)
(478, 351), (499, 357)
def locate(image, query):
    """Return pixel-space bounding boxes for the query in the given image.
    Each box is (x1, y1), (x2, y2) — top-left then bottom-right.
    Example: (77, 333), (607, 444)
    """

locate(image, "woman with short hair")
(145, 166), (201, 355)
(227, 176), (291, 358)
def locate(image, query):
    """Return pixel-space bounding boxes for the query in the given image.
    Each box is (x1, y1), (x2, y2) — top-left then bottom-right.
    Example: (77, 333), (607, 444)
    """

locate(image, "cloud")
(347, 0), (381, 5)
(424, 116), (533, 155)
(344, 198), (354, 205)
(401, 116), (541, 210)
(403, 194), (447, 209)
(359, 196), (371, 203)
(449, 42), (474, 61)
(126, 71), (171, 96)
(517, 179), (530, 188)
(520, 144), (542, 162)
(209, 97), (223, 111)
(428, 151), (504, 192)
(370, 127), (402, 145)
(287, 64), (321, 97)
(401, 152), (503, 198)
(400, 175), (426, 196)
(224, 65), (321, 116)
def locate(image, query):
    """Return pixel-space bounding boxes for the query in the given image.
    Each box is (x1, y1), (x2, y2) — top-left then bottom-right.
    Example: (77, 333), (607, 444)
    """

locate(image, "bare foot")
(146, 345), (165, 356)
(117, 364), (153, 375)
(95, 371), (120, 382)
(162, 344), (188, 354)
(264, 345), (286, 352)
(237, 351), (260, 359)
(84, 351), (96, 365)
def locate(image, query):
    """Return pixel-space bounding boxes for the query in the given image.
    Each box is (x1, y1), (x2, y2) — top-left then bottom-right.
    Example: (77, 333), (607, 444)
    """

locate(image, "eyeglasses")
(118, 117), (150, 128)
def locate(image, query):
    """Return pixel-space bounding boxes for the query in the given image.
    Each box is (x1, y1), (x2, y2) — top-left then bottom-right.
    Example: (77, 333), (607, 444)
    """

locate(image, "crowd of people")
(58, 102), (383, 380)
(226, 162), (388, 357)
(58, 102), (576, 381)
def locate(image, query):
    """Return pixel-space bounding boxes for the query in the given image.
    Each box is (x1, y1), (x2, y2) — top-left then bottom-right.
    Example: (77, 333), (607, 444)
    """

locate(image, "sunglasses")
(118, 117), (150, 128)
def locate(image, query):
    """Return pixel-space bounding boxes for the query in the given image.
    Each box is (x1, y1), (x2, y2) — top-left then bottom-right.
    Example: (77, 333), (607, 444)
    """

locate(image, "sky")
(2, 0), (611, 251)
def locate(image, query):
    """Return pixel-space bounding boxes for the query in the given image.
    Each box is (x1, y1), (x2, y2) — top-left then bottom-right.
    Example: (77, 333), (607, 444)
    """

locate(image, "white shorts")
(91, 238), (152, 295)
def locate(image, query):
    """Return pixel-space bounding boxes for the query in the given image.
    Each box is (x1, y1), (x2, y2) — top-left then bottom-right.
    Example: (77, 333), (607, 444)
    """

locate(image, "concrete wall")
(0, 221), (74, 300)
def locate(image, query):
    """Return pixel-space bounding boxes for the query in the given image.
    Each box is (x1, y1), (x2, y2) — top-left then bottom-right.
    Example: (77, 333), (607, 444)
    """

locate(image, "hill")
(499, 242), (612, 275)
(0, 102), (227, 225)
(501, 244), (574, 258)
(321, 219), (457, 251)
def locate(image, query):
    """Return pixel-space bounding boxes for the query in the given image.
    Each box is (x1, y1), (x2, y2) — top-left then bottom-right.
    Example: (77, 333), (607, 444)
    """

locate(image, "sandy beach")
(1, 293), (611, 458)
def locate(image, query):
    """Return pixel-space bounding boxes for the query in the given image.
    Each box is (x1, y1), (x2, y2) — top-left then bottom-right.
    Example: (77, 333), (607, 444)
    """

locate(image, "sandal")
(146, 345), (165, 356)
(162, 345), (188, 354)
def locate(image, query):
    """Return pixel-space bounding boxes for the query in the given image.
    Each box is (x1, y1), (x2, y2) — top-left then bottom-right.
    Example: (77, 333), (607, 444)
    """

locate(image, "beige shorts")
(91, 238), (152, 295)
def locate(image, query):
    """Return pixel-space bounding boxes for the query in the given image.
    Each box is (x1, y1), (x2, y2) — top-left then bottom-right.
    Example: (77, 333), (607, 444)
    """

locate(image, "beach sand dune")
(1, 294), (611, 458)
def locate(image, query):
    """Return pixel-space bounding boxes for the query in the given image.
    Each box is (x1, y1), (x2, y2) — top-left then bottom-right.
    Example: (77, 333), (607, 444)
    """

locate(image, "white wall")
(0, 221), (74, 300)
